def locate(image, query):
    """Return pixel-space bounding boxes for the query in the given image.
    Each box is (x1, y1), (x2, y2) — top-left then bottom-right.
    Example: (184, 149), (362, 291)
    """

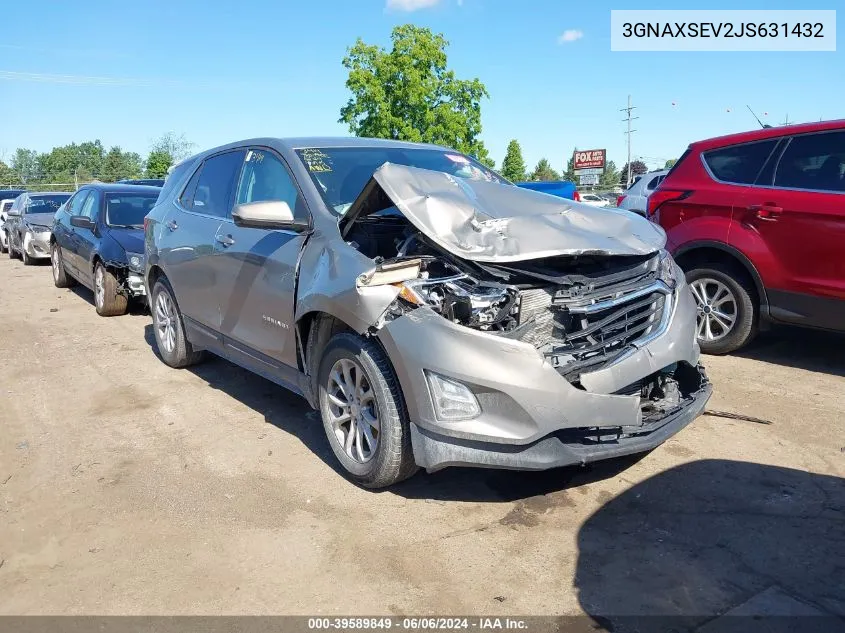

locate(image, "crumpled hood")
(23, 213), (55, 230)
(350, 163), (666, 263)
(107, 227), (144, 253)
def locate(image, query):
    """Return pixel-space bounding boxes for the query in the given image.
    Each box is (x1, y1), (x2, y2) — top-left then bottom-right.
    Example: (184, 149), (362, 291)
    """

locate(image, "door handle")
(215, 234), (235, 248)
(166, 220), (178, 231)
(748, 204), (782, 222)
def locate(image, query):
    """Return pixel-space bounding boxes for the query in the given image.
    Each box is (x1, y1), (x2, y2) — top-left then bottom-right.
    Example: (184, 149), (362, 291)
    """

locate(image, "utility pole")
(74, 168), (78, 191)
(621, 95), (638, 186)
(782, 113), (793, 126)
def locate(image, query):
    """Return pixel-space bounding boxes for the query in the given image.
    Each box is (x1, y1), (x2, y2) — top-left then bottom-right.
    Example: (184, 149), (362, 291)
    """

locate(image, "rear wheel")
(93, 263), (128, 316)
(318, 333), (417, 488)
(51, 243), (76, 288)
(686, 264), (757, 354)
(150, 277), (205, 368)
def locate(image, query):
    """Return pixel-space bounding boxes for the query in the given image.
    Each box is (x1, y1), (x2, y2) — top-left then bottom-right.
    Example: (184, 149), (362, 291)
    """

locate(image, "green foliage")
(619, 160), (648, 185)
(529, 158), (560, 181)
(99, 146), (142, 182)
(664, 158), (677, 169)
(500, 140), (527, 182)
(562, 149), (578, 183)
(150, 132), (194, 162)
(145, 151), (173, 178)
(11, 149), (40, 183)
(339, 24), (491, 159)
(600, 160), (620, 188)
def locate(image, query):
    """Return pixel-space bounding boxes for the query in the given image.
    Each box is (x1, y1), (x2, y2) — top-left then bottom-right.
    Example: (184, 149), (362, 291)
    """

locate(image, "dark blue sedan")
(51, 183), (160, 316)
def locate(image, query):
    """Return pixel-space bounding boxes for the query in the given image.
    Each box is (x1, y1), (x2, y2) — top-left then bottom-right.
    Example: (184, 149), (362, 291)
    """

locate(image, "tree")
(529, 158), (560, 181)
(150, 132), (194, 163)
(562, 149), (578, 183)
(99, 146), (142, 182)
(11, 149), (40, 184)
(145, 150), (173, 178)
(600, 160), (620, 189)
(619, 160), (648, 186)
(0, 160), (18, 185)
(500, 140), (527, 182)
(339, 25), (491, 159)
(664, 158), (677, 169)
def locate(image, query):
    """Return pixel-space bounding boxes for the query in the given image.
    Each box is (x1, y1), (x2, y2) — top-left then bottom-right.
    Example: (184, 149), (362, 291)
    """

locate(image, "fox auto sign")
(574, 149), (606, 171)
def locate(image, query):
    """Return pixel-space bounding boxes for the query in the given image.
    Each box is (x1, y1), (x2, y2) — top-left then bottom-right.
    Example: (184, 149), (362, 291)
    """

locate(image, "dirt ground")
(1, 256), (843, 626)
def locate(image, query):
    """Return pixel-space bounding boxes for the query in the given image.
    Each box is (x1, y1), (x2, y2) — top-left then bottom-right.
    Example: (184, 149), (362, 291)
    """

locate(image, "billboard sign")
(573, 149), (606, 172)
(579, 174), (600, 186)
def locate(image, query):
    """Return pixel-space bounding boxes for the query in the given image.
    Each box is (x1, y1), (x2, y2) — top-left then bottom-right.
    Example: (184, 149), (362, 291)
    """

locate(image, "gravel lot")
(1, 256), (843, 625)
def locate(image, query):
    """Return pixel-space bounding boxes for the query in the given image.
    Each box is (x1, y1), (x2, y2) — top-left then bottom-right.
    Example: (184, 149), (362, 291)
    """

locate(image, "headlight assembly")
(657, 249), (680, 290)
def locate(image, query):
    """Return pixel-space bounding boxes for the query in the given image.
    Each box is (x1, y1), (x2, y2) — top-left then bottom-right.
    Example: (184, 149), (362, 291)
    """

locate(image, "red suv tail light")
(616, 194), (626, 207)
(648, 189), (691, 217)
(573, 191), (581, 202)
(143, 217), (150, 231)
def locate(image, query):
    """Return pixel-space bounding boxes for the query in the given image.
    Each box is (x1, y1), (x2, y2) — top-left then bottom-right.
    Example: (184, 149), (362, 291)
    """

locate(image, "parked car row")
(3, 137), (712, 489)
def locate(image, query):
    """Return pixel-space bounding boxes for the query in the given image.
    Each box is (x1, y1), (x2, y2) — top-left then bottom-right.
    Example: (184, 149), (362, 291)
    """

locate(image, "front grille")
(504, 258), (670, 382)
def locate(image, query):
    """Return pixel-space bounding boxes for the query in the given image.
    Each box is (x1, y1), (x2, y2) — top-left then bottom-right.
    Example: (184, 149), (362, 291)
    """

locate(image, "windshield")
(295, 146), (506, 215)
(105, 193), (158, 227)
(24, 194), (70, 215)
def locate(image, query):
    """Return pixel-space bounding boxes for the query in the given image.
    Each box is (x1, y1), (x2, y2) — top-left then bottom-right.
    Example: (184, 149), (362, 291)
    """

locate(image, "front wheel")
(317, 333), (417, 488)
(686, 264), (757, 354)
(93, 263), (128, 316)
(7, 233), (17, 259)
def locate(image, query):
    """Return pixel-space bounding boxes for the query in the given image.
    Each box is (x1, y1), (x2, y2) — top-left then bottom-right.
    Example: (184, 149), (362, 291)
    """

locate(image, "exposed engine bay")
(349, 208), (674, 383)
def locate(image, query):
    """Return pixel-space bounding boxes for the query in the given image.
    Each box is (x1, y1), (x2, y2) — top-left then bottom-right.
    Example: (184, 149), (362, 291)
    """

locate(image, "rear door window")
(774, 131), (845, 192)
(703, 140), (778, 184)
(189, 150), (246, 218)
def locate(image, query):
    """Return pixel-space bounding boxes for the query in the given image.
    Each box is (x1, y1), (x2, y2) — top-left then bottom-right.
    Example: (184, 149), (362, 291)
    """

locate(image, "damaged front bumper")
(23, 230), (51, 259)
(377, 280), (710, 472)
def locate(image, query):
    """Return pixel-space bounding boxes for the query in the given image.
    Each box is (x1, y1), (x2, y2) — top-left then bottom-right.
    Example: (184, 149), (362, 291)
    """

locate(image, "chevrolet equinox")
(144, 137), (711, 488)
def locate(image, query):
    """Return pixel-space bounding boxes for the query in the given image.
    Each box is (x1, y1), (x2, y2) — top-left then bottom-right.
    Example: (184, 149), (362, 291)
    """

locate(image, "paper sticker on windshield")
(301, 148), (332, 172)
(445, 154), (470, 164)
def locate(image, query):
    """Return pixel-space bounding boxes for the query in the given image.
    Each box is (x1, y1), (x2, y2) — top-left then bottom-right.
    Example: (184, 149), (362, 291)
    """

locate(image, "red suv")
(649, 120), (845, 354)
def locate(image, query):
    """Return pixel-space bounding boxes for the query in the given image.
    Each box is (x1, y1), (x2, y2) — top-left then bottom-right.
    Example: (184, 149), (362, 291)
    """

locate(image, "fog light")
(425, 371), (481, 421)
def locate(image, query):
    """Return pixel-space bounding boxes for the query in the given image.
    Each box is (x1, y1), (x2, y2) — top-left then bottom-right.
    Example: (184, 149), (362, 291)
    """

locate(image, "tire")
(150, 277), (205, 368)
(21, 245), (34, 266)
(686, 263), (757, 355)
(7, 233), (17, 259)
(0, 235), (6, 254)
(93, 262), (128, 316)
(51, 243), (76, 288)
(317, 332), (417, 488)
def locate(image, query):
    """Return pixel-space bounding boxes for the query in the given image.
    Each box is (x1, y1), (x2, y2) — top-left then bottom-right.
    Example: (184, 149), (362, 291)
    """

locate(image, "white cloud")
(557, 29), (584, 44)
(386, 0), (442, 11)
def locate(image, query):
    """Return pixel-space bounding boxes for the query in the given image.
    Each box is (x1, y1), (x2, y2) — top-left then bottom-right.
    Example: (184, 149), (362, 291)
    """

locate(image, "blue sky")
(0, 0), (842, 172)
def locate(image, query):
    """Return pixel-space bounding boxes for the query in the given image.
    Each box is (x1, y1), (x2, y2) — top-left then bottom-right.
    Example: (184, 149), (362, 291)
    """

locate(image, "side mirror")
(70, 215), (96, 230)
(232, 200), (309, 232)
(7, 208), (20, 217)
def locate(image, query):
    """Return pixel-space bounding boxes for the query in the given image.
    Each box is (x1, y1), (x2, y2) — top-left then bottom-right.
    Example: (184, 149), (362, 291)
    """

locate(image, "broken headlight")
(657, 249), (680, 290)
(398, 274), (519, 331)
(127, 252), (144, 273)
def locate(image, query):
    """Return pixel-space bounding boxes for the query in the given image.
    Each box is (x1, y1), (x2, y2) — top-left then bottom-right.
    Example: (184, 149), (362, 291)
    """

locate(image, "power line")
(620, 95), (639, 186)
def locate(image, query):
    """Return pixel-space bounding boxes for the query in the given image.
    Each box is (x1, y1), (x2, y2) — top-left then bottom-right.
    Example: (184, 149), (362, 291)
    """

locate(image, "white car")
(0, 197), (19, 253)
(617, 170), (669, 216)
(577, 192), (610, 207)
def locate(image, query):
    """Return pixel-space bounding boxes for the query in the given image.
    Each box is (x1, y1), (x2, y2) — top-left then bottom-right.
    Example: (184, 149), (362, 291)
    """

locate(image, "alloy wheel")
(154, 291), (177, 354)
(690, 278), (738, 343)
(325, 358), (379, 463)
(94, 266), (105, 309)
(51, 246), (60, 282)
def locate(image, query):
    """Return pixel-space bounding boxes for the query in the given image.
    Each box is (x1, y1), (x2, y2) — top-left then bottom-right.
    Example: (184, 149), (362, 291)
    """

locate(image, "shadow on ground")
(732, 326), (845, 377)
(142, 324), (649, 502)
(575, 459), (845, 632)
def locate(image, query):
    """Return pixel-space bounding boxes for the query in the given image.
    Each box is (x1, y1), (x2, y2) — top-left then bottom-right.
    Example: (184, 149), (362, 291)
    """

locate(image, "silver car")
(145, 138), (710, 488)
(6, 192), (71, 264)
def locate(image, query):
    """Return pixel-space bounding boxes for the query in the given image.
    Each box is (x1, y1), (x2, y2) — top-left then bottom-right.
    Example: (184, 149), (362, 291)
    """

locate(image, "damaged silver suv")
(144, 138), (711, 488)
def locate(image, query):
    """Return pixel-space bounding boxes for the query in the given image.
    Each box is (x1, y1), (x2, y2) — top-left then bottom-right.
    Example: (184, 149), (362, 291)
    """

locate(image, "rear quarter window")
(703, 139), (778, 185)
